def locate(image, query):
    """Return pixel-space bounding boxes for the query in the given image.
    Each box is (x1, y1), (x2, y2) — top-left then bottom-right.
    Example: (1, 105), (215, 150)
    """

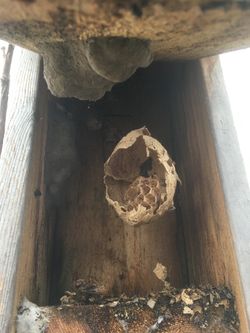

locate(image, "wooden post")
(0, 47), (43, 333)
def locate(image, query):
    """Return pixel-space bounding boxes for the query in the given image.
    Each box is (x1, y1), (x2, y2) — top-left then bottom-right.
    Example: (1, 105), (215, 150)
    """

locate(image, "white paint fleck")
(16, 298), (50, 333)
(146, 315), (165, 332)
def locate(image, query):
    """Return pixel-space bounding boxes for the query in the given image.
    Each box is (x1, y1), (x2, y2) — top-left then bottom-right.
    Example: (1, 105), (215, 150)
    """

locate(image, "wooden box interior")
(18, 60), (247, 330)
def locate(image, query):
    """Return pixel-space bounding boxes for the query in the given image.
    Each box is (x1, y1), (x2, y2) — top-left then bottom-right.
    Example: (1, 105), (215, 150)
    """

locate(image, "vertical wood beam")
(201, 57), (250, 331)
(0, 47), (41, 333)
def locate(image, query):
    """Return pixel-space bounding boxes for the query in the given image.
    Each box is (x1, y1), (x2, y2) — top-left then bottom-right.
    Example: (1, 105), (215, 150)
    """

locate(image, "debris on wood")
(104, 127), (178, 226)
(146, 315), (165, 332)
(181, 289), (194, 305)
(153, 262), (168, 282)
(51, 275), (239, 333)
(193, 305), (203, 315)
(17, 279), (239, 333)
(147, 298), (156, 309)
(183, 306), (194, 315)
(16, 265), (240, 333)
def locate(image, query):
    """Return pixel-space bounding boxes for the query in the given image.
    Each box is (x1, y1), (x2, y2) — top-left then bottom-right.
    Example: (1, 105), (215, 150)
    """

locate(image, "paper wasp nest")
(104, 127), (178, 226)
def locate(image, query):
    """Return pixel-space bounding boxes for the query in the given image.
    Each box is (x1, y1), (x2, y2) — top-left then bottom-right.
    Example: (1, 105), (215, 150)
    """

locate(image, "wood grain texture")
(0, 0), (250, 60)
(0, 43), (14, 156)
(24, 303), (232, 333)
(0, 47), (41, 333)
(201, 57), (250, 330)
(1, 0), (250, 99)
(48, 65), (186, 302)
(46, 307), (200, 333)
(13, 70), (51, 309)
(0, 57), (247, 333)
(167, 59), (249, 332)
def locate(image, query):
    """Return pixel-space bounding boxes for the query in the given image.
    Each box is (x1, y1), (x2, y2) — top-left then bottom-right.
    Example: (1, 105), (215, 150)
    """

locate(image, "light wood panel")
(0, 47), (43, 333)
(202, 57), (250, 331)
(168, 59), (249, 332)
(13, 70), (50, 308)
(0, 43), (14, 155)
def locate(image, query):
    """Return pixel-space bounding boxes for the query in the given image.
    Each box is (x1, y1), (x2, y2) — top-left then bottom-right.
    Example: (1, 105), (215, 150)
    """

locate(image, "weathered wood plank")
(201, 57), (250, 330)
(12, 69), (50, 310)
(168, 59), (250, 332)
(1, 0), (250, 59)
(0, 43), (14, 155)
(1, 0), (250, 99)
(0, 47), (41, 333)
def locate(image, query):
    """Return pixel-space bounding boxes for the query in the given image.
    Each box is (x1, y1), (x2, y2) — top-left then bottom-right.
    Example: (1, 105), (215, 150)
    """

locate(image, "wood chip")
(181, 289), (194, 305)
(183, 306), (194, 315)
(190, 291), (202, 301)
(218, 299), (230, 309)
(147, 299), (156, 309)
(153, 263), (168, 282)
(107, 301), (119, 307)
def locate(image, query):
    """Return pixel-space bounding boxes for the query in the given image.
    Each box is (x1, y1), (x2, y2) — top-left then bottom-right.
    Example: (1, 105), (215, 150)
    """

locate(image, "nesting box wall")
(47, 63), (186, 303)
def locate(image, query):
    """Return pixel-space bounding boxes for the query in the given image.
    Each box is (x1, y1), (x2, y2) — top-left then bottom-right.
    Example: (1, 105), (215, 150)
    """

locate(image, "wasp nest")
(104, 127), (178, 226)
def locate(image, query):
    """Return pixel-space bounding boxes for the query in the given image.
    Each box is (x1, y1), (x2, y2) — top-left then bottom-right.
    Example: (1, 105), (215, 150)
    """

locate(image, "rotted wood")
(1, 1), (250, 99)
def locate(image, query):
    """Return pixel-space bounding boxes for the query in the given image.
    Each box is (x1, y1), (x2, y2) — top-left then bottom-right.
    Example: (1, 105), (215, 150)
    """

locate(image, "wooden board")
(1, 0), (250, 60)
(13, 70), (51, 308)
(201, 57), (250, 330)
(167, 58), (250, 332)
(2, 0), (250, 100)
(0, 43), (14, 155)
(0, 47), (44, 333)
